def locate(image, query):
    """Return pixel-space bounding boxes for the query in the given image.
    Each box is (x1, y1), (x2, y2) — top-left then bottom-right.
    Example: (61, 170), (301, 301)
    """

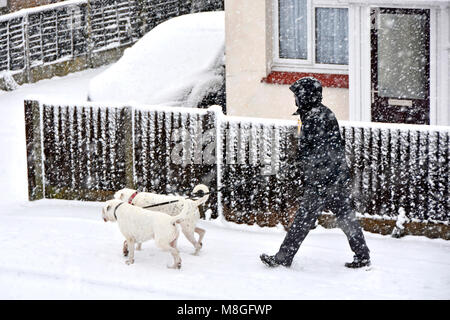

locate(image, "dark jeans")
(275, 185), (370, 265)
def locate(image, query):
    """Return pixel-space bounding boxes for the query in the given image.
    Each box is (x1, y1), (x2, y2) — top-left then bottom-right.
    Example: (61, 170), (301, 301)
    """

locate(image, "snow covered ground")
(0, 68), (449, 300)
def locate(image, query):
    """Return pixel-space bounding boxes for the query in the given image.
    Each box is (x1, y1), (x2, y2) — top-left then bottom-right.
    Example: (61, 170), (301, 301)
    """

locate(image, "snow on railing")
(0, 0), (195, 76)
(24, 100), (450, 238)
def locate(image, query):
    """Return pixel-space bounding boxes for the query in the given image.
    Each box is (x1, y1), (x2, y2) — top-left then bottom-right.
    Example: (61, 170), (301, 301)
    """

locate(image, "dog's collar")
(128, 191), (139, 204)
(113, 202), (125, 220)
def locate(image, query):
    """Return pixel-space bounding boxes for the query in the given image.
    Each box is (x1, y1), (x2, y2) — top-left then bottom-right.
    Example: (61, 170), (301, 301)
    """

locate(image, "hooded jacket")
(296, 103), (351, 190)
(290, 78), (351, 190)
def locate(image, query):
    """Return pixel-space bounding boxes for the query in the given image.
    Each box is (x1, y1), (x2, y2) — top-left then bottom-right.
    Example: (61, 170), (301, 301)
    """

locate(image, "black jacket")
(296, 103), (351, 190)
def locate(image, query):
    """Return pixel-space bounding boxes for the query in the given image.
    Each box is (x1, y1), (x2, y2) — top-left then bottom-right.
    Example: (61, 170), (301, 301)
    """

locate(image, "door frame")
(348, 2), (442, 125)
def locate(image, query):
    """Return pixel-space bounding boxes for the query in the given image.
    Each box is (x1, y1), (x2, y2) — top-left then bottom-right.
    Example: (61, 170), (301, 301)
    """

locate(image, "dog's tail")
(192, 184), (209, 207)
(170, 199), (189, 224)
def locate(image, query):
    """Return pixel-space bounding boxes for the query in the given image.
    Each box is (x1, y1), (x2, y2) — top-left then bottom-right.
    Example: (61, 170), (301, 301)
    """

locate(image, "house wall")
(0, 0), (7, 14)
(437, 4), (450, 126)
(225, 0), (349, 121)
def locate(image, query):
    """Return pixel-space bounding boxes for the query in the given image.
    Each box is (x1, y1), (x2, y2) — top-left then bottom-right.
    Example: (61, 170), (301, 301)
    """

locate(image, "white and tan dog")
(114, 184), (209, 255)
(102, 198), (191, 269)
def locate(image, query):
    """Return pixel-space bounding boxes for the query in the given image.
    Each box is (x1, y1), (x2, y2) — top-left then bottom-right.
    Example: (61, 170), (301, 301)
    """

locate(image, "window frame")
(272, 0), (350, 74)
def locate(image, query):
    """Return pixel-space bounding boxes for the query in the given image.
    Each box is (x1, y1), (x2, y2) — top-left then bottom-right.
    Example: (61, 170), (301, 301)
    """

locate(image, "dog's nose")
(103, 217), (107, 222)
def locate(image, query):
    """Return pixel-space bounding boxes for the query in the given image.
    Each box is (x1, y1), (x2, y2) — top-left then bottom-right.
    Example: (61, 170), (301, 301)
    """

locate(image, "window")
(315, 7), (348, 65)
(274, 0), (349, 72)
(279, 0), (308, 60)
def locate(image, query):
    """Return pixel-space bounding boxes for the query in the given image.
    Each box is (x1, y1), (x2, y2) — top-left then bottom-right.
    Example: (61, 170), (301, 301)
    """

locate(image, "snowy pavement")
(0, 68), (449, 299)
(1, 199), (449, 300)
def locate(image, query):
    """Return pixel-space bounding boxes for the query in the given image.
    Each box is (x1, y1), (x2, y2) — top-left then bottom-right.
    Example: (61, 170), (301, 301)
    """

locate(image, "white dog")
(102, 198), (191, 269)
(114, 184), (209, 255)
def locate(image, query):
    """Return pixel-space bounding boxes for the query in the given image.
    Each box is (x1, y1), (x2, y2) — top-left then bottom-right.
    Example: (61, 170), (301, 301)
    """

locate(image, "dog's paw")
(192, 242), (203, 255)
(125, 259), (134, 265)
(168, 262), (182, 269)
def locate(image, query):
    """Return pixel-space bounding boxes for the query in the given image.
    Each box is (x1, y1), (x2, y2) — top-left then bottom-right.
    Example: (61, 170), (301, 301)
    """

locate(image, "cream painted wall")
(225, 0), (350, 121)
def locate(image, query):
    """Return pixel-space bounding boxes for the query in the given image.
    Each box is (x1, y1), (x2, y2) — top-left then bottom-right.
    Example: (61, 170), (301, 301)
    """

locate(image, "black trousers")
(275, 185), (370, 265)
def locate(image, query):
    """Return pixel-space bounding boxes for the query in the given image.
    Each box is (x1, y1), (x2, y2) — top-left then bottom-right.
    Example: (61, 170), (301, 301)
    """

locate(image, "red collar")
(128, 191), (139, 204)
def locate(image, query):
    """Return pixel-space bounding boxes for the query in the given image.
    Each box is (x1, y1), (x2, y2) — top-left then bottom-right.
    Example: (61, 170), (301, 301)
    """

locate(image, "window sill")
(261, 71), (349, 88)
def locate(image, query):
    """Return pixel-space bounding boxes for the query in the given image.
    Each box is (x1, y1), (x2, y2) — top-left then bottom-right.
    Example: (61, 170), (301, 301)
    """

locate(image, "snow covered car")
(87, 11), (225, 111)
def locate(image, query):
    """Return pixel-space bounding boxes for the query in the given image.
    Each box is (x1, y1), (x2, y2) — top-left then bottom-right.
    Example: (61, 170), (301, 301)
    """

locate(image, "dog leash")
(136, 173), (279, 209)
(134, 160), (300, 209)
(137, 189), (214, 209)
(142, 199), (184, 209)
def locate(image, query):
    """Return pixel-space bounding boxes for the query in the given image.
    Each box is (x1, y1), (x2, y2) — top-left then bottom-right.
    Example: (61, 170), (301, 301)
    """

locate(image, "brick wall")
(7, 0), (64, 12)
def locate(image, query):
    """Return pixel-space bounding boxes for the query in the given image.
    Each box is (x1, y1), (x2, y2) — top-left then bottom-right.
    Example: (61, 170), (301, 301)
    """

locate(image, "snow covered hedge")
(24, 100), (450, 239)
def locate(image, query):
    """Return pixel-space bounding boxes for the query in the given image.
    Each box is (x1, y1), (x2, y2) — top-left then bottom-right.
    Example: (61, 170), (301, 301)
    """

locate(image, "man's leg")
(261, 189), (323, 267)
(331, 192), (370, 266)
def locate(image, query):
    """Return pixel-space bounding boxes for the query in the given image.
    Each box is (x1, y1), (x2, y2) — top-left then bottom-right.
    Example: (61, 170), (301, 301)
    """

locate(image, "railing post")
(135, 0), (147, 38)
(24, 100), (44, 201)
(123, 106), (135, 189)
(86, 0), (93, 68)
(205, 105), (223, 219)
(23, 13), (32, 83)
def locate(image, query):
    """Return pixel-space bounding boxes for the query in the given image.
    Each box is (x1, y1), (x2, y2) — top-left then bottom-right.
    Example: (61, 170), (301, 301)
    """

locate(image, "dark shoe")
(345, 256), (371, 269)
(260, 253), (291, 268)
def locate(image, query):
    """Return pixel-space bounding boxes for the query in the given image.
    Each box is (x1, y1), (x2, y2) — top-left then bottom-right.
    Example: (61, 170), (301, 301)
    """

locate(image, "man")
(260, 77), (371, 269)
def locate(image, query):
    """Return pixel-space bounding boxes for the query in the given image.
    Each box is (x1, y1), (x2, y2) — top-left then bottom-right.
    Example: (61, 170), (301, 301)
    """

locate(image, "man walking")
(260, 77), (371, 269)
